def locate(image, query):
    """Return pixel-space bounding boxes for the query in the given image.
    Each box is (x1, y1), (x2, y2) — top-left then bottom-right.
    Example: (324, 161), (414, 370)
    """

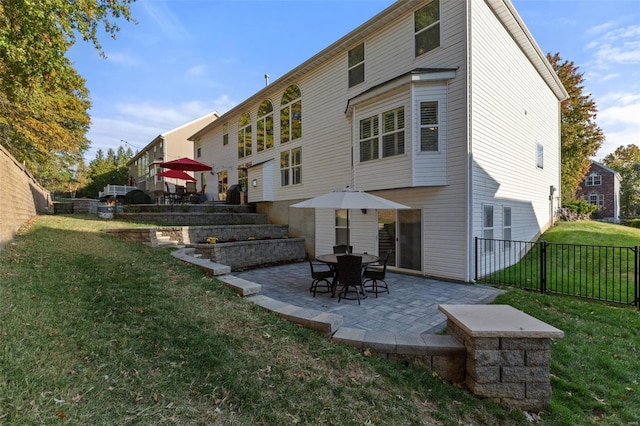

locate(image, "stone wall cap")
(438, 304), (564, 338)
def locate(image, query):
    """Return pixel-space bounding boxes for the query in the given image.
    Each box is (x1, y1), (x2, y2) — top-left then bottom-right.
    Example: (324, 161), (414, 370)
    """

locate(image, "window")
(483, 204), (494, 252)
(359, 106), (404, 162)
(239, 168), (248, 193)
(196, 140), (202, 158)
(414, 0), (440, 56)
(218, 171), (228, 200)
(280, 85), (302, 143)
(280, 147), (302, 186)
(587, 192), (604, 206)
(223, 123), (229, 146)
(335, 210), (349, 246)
(586, 173), (602, 186)
(537, 143), (544, 169)
(238, 113), (252, 158)
(359, 116), (379, 162)
(503, 206), (512, 249)
(348, 43), (365, 87)
(257, 100), (274, 152)
(382, 106), (404, 157)
(420, 101), (439, 151)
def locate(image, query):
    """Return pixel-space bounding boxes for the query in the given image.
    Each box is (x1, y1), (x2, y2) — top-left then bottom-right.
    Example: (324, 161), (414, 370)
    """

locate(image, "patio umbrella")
(290, 187), (410, 247)
(158, 157), (212, 172)
(157, 169), (197, 181)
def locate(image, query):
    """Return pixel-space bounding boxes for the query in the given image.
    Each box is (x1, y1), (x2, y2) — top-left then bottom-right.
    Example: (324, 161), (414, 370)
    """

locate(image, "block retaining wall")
(0, 144), (51, 251)
(449, 319), (553, 408)
(191, 239), (306, 271)
(114, 212), (268, 225)
(159, 224), (290, 244)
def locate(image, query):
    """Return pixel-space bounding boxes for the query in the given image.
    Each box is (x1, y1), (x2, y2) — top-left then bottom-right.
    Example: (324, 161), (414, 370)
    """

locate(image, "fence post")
(633, 246), (640, 310)
(540, 241), (548, 294)
(474, 237), (478, 281)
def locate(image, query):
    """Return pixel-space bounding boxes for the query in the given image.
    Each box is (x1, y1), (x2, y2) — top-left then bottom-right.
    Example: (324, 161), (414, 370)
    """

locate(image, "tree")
(78, 146), (134, 198)
(1, 62), (91, 186)
(0, 0), (135, 187)
(547, 53), (605, 202)
(602, 144), (640, 217)
(0, 0), (134, 99)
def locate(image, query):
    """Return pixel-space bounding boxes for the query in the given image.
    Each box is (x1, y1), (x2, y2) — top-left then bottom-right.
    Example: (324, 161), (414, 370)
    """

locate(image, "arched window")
(238, 112), (252, 158)
(280, 84), (302, 143)
(257, 100), (274, 152)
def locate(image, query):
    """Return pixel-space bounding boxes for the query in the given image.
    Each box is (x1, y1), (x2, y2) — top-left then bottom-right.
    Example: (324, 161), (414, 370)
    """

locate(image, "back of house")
(190, 0), (567, 282)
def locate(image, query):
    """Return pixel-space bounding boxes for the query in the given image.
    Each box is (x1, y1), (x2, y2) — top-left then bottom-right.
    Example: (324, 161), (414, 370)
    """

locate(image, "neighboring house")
(575, 161), (622, 223)
(188, 0), (567, 282)
(128, 112), (218, 202)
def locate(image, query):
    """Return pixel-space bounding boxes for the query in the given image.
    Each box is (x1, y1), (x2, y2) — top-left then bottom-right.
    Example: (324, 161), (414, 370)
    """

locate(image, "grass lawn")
(481, 221), (640, 305)
(0, 215), (638, 425)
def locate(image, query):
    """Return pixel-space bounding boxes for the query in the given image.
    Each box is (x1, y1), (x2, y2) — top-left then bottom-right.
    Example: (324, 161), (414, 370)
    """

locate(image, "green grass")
(1, 216), (638, 425)
(481, 221), (640, 304)
(493, 291), (640, 425)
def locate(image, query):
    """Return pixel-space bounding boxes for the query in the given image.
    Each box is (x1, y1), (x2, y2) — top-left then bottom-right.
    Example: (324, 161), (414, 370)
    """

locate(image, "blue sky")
(66, 0), (640, 162)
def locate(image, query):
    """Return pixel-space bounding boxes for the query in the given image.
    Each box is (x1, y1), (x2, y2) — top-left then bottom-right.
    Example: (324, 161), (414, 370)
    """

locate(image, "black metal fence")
(475, 237), (640, 309)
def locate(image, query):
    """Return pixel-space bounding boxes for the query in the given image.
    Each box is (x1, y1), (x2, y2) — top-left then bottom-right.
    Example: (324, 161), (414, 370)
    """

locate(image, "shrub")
(558, 199), (596, 221)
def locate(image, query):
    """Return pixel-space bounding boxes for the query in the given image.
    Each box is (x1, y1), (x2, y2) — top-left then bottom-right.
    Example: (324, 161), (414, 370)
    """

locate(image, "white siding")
(315, 209), (336, 255)
(196, 122), (240, 202)
(470, 0), (561, 249)
(352, 88), (413, 191)
(247, 160), (275, 203)
(412, 83), (449, 186)
(191, 0), (562, 283)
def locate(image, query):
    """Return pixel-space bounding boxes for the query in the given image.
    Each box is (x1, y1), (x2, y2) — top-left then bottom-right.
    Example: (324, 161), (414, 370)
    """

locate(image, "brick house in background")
(575, 161), (622, 223)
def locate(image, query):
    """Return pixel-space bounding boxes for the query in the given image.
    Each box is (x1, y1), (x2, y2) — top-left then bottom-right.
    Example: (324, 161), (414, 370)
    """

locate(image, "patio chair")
(333, 244), (353, 254)
(307, 252), (334, 297)
(175, 186), (187, 203)
(164, 182), (176, 204)
(186, 181), (197, 193)
(336, 254), (366, 304)
(363, 251), (391, 297)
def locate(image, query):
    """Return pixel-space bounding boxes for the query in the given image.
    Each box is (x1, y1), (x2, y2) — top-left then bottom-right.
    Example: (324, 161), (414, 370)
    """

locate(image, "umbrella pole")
(347, 209), (350, 251)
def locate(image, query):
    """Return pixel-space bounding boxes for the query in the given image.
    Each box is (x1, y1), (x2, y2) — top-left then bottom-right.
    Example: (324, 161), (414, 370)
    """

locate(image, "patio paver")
(233, 261), (504, 335)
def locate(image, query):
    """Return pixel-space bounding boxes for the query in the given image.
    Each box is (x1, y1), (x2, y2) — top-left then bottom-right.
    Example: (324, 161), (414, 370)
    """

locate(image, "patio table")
(316, 253), (379, 297)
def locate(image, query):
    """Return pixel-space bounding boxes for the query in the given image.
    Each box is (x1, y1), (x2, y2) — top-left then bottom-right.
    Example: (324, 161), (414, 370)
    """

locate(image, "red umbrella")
(158, 157), (212, 171)
(157, 169), (197, 181)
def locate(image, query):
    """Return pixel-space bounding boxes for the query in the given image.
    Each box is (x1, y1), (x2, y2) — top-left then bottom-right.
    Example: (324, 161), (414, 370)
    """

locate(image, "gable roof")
(129, 111), (219, 164)
(190, 0), (567, 141)
(591, 161), (623, 181)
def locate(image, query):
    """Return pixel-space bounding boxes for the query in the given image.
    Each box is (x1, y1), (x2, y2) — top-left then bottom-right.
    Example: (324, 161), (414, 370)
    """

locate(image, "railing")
(98, 184), (138, 198)
(475, 238), (639, 309)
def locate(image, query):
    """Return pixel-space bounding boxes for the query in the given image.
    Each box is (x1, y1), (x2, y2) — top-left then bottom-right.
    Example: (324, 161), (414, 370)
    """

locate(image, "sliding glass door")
(377, 209), (422, 271)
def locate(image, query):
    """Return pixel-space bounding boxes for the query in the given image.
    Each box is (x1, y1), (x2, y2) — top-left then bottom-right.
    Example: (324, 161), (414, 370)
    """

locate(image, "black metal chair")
(336, 254), (366, 304)
(164, 182), (177, 204)
(363, 251), (391, 297)
(307, 252), (334, 297)
(333, 244), (353, 254)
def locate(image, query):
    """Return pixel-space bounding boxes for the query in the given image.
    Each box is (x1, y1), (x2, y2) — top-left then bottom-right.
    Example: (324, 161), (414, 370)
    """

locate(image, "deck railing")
(475, 237), (639, 309)
(98, 184), (138, 198)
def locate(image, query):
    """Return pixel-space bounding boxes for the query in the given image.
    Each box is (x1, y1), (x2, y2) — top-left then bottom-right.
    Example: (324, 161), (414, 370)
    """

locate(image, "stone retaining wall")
(103, 228), (157, 245)
(191, 238), (306, 270)
(439, 304), (563, 409)
(114, 212), (268, 225)
(0, 144), (52, 251)
(161, 224), (290, 244)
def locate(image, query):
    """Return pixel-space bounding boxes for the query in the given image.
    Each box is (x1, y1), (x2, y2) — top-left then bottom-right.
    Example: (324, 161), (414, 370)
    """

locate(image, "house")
(575, 161), (622, 223)
(188, 0), (568, 283)
(127, 112), (218, 203)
